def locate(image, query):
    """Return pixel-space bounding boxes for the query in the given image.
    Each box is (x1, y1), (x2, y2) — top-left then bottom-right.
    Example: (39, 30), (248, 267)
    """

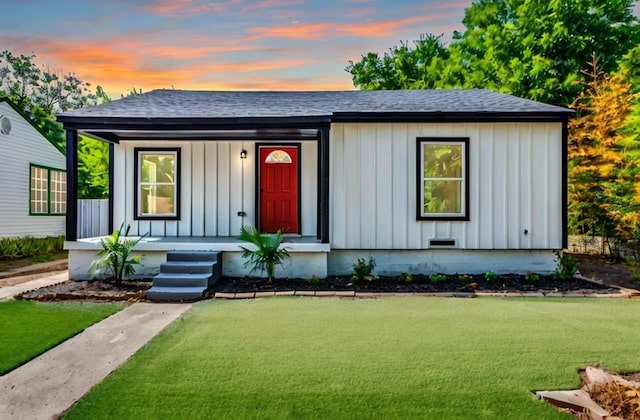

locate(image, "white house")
(0, 99), (66, 238)
(58, 89), (572, 285)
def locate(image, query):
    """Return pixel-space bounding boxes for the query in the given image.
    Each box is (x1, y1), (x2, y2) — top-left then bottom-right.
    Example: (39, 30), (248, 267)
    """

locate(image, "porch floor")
(67, 236), (329, 253)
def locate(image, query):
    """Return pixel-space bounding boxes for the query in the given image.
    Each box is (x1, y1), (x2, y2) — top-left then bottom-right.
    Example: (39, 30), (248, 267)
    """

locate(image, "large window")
(417, 138), (469, 220)
(30, 164), (66, 215)
(134, 148), (180, 220)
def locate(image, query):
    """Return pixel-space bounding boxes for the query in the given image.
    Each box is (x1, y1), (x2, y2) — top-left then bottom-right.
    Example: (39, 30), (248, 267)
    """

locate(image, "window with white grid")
(30, 166), (48, 214)
(50, 170), (67, 214)
(29, 164), (66, 215)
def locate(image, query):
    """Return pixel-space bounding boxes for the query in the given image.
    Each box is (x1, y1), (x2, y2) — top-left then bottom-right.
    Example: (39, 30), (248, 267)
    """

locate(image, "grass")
(65, 298), (640, 419)
(0, 300), (122, 374)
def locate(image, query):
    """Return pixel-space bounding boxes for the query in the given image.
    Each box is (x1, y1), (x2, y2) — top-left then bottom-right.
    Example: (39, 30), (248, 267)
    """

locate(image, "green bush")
(552, 252), (579, 280)
(351, 257), (376, 282)
(238, 226), (290, 282)
(484, 271), (498, 282)
(89, 224), (145, 284)
(0, 235), (64, 260)
(429, 273), (447, 283)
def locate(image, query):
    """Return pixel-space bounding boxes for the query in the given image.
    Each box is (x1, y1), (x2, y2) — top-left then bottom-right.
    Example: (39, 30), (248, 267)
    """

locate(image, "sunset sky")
(0, 0), (566, 97)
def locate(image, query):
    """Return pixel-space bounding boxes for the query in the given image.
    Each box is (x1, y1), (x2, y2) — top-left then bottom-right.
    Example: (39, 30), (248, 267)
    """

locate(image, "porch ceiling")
(81, 128), (321, 143)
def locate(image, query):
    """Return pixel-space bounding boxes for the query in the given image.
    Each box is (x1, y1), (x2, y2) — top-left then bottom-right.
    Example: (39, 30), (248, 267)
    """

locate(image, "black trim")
(416, 137), (470, 221)
(133, 147), (181, 221)
(255, 143), (302, 234)
(58, 116), (332, 131)
(108, 143), (114, 233)
(332, 112), (573, 124)
(65, 129), (78, 241)
(318, 127), (330, 243)
(562, 117), (569, 249)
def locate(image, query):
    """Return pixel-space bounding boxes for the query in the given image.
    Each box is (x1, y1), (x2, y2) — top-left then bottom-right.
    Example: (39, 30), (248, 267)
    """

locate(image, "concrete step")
(160, 261), (217, 274)
(146, 286), (206, 301)
(166, 251), (222, 263)
(152, 273), (212, 288)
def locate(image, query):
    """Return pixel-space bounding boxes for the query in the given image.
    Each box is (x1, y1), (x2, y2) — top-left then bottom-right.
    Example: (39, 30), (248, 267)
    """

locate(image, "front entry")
(258, 145), (300, 233)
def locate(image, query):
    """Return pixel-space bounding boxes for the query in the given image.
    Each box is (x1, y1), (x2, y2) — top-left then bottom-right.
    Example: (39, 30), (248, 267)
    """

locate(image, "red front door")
(259, 146), (299, 233)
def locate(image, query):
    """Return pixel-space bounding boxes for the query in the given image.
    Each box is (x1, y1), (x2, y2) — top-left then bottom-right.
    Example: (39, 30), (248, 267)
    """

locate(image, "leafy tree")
(347, 0), (640, 105)
(0, 50), (110, 198)
(346, 34), (452, 90)
(568, 60), (640, 244)
(78, 137), (109, 199)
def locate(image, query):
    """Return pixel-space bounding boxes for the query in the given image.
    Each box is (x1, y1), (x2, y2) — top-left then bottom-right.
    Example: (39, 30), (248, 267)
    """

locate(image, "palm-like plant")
(89, 223), (146, 284)
(238, 226), (290, 282)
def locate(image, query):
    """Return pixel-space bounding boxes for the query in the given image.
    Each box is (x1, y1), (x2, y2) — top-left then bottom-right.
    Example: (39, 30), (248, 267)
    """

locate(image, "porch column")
(65, 129), (78, 241)
(108, 143), (115, 233)
(318, 126), (330, 243)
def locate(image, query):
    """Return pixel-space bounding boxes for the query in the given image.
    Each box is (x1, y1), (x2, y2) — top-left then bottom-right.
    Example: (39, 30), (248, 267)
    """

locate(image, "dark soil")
(212, 273), (616, 295)
(19, 280), (150, 302)
(573, 253), (640, 290)
(18, 273), (620, 302)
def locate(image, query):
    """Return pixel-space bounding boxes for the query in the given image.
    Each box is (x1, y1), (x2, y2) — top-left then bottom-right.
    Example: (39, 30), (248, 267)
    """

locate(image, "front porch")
(66, 236), (330, 280)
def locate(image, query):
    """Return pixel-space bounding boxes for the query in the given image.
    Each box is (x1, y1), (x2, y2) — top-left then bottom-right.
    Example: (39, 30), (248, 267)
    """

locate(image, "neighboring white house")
(0, 99), (66, 238)
(58, 89), (572, 280)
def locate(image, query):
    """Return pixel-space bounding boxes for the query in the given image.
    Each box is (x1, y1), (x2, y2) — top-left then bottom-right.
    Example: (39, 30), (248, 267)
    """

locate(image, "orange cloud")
(141, 0), (243, 16)
(249, 12), (461, 40)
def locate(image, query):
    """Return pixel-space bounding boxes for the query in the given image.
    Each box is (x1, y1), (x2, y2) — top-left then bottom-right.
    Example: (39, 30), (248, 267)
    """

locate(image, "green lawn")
(0, 300), (122, 374)
(65, 298), (640, 419)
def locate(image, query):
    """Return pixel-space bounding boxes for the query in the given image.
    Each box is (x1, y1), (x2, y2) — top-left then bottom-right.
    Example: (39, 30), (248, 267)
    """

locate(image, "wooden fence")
(77, 199), (109, 238)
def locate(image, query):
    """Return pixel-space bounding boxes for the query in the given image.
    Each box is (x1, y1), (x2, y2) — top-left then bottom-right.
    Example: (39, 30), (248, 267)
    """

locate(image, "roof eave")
(56, 115), (333, 131)
(331, 111), (574, 123)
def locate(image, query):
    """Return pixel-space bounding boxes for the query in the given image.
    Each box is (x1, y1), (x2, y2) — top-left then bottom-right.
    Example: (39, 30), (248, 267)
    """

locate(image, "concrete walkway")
(0, 302), (192, 420)
(0, 271), (68, 301)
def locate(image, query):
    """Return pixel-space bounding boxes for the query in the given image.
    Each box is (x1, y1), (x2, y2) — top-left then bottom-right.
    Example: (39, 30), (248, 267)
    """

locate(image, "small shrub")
(484, 271), (498, 282)
(238, 226), (290, 282)
(307, 274), (321, 285)
(89, 223), (146, 284)
(525, 271), (540, 283)
(399, 272), (414, 283)
(351, 257), (376, 282)
(429, 273), (447, 283)
(552, 252), (578, 280)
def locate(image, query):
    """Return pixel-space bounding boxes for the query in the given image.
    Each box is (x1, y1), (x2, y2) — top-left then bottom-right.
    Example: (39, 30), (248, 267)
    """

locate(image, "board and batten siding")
(0, 102), (66, 238)
(330, 122), (563, 250)
(114, 140), (318, 237)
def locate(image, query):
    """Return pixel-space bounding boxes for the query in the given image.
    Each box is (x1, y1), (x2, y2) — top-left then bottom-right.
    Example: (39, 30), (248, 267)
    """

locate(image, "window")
(30, 164), (66, 215)
(417, 138), (469, 220)
(134, 148), (180, 220)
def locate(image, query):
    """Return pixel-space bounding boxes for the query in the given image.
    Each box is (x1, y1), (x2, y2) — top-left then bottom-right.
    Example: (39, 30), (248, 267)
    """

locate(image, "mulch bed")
(212, 274), (617, 295)
(18, 281), (150, 302)
(17, 274), (621, 302)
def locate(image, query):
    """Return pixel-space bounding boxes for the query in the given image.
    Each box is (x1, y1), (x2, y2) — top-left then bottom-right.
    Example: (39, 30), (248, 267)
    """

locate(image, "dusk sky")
(2, 0), (628, 98)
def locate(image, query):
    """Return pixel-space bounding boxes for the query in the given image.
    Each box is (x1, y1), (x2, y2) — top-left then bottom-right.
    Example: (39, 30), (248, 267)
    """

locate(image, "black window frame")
(133, 147), (181, 221)
(416, 137), (470, 221)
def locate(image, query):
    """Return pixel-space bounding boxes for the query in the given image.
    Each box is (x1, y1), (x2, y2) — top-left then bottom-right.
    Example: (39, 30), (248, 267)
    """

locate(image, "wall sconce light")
(240, 149), (247, 159)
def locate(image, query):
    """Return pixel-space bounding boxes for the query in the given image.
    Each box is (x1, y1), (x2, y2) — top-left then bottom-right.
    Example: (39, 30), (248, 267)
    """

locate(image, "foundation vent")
(428, 239), (456, 248)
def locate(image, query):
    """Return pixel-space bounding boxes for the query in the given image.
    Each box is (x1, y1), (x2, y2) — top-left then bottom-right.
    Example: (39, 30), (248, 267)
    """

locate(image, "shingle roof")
(58, 89), (572, 120)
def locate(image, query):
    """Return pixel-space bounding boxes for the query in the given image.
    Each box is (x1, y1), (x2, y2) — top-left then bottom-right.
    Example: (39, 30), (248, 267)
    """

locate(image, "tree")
(346, 34), (452, 90)
(347, 0), (640, 106)
(0, 50), (110, 198)
(568, 60), (640, 245)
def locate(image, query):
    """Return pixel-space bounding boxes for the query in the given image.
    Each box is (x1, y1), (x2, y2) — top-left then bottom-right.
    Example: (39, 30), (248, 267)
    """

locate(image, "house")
(0, 99), (66, 238)
(58, 89), (572, 283)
